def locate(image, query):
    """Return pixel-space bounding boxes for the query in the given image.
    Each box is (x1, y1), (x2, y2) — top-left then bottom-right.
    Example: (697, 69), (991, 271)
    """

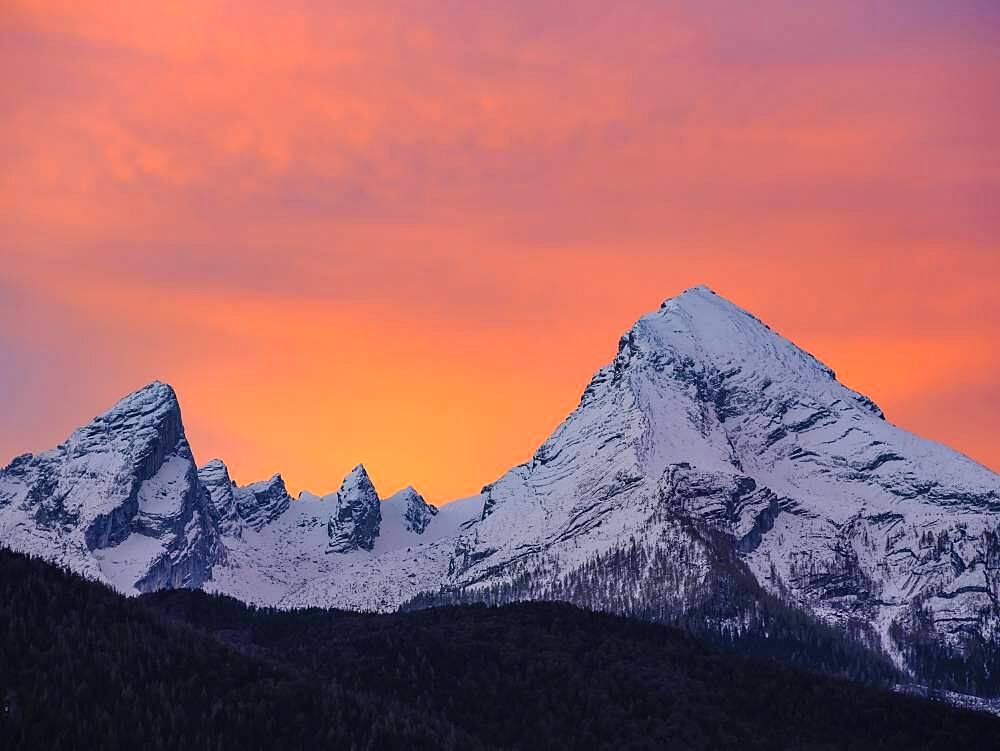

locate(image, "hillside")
(2, 548), (998, 750)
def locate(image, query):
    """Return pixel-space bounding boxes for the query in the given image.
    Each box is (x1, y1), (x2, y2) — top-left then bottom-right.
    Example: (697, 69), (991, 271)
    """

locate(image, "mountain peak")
(328, 464), (381, 553)
(198, 459), (242, 537)
(0, 377), (218, 590)
(629, 287), (840, 388)
(607, 288), (888, 423)
(234, 473), (291, 531)
(111, 380), (180, 413)
(200, 458), (230, 476)
(388, 486), (438, 533)
(341, 464), (373, 491)
(58, 381), (189, 469)
(663, 284), (717, 306)
(72, 381), (188, 457)
(245, 473), (286, 492)
(198, 459), (233, 491)
(658, 284), (753, 319)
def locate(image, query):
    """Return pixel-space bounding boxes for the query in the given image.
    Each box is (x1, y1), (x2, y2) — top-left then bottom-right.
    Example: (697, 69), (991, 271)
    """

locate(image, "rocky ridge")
(2, 287), (998, 696)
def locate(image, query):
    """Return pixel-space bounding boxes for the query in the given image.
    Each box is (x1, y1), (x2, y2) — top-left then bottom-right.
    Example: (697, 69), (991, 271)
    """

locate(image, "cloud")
(1, 0), (998, 497)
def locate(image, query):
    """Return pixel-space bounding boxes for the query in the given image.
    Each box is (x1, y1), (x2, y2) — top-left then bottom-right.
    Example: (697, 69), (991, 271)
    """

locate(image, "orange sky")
(2, 1), (998, 502)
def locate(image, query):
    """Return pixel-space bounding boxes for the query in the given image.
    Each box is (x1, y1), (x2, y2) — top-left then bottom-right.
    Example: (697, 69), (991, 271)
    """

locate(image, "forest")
(2, 548), (997, 750)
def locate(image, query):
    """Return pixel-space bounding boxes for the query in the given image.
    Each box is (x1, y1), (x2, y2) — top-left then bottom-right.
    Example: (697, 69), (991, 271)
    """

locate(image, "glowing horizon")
(2, 1), (998, 502)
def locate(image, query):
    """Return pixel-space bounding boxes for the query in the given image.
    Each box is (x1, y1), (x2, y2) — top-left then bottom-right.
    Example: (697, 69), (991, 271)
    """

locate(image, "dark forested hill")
(0, 549), (470, 751)
(1, 548), (997, 751)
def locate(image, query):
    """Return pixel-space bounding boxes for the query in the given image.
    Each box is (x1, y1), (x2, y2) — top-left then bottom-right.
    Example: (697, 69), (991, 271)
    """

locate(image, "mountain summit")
(328, 464), (382, 552)
(2, 287), (998, 695)
(0, 380), (218, 590)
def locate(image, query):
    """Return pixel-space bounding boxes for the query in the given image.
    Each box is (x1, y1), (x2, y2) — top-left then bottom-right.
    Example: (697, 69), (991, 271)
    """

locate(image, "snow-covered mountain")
(2, 286), (998, 692)
(423, 287), (1000, 668)
(0, 382), (219, 591)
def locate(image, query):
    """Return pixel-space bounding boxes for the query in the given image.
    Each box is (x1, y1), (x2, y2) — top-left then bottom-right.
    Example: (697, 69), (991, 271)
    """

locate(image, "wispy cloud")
(2, 1), (998, 498)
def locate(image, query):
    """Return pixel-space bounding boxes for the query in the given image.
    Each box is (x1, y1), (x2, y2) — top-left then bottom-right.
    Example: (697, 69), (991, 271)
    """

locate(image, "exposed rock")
(327, 465), (381, 552)
(235, 474), (291, 532)
(394, 487), (438, 534)
(198, 459), (242, 537)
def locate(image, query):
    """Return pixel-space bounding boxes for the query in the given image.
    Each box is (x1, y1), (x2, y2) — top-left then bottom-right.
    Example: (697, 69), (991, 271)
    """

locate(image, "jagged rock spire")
(235, 473), (292, 532)
(198, 459), (242, 537)
(328, 464), (381, 553)
(396, 486), (438, 534)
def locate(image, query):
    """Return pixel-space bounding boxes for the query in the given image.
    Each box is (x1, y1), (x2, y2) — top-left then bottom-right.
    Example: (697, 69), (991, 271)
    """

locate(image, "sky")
(2, 1), (998, 503)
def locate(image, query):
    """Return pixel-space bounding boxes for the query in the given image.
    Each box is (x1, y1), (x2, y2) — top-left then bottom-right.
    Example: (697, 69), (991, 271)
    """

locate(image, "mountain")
(1, 286), (998, 696)
(0, 382), (219, 591)
(409, 286), (1000, 692)
(4, 548), (999, 751)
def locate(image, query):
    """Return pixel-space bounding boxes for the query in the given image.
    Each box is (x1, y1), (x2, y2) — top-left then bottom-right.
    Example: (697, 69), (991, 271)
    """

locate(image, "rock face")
(2, 287), (999, 696)
(0, 381), (219, 592)
(393, 487), (438, 534)
(327, 465), (381, 552)
(198, 459), (242, 537)
(235, 474), (292, 532)
(198, 460), (294, 540)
